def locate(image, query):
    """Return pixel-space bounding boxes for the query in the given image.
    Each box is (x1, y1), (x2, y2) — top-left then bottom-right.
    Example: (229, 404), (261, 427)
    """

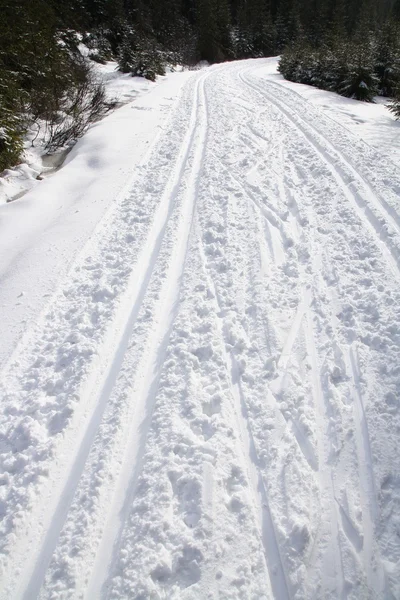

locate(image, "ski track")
(1, 59), (400, 600)
(21, 70), (210, 600)
(196, 237), (291, 600)
(85, 70), (210, 600)
(239, 70), (400, 278)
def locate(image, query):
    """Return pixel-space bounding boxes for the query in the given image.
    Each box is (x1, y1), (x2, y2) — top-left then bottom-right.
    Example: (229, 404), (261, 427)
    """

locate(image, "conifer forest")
(1, 0), (400, 171)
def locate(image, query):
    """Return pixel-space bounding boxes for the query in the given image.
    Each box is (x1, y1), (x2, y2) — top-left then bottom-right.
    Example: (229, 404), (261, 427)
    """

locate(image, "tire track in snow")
(11, 70), (210, 600)
(239, 69), (400, 279)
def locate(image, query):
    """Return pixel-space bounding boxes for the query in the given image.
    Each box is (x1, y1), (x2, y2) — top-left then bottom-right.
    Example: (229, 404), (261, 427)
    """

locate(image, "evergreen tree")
(1, 0), (400, 172)
(276, 0), (301, 51)
(248, 0), (276, 56)
(196, 0), (228, 62)
(388, 89), (400, 117)
(338, 0), (379, 101)
(216, 0), (234, 58)
(375, 19), (400, 96)
(117, 25), (166, 80)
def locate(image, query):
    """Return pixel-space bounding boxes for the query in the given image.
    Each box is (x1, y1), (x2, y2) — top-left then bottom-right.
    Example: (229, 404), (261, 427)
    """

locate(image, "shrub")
(0, 2), (116, 165)
(0, 70), (26, 171)
(375, 22), (400, 96)
(44, 64), (116, 151)
(337, 65), (379, 101)
(0, 111), (24, 172)
(278, 40), (317, 86)
(388, 91), (400, 118)
(279, 37), (379, 102)
(84, 28), (114, 63)
(88, 52), (107, 64)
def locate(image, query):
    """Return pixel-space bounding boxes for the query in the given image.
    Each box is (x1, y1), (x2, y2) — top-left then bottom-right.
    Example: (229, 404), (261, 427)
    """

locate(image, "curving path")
(1, 59), (399, 600)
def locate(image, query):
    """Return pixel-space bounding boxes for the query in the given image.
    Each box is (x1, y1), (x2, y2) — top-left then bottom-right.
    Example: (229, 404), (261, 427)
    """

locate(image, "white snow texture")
(0, 59), (400, 600)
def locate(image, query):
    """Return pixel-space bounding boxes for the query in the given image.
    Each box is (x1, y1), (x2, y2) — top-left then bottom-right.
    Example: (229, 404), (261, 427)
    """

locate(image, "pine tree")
(117, 27), (166, 80)
(388, 89), (400, 117)
(248, 0), (276, 56)
(216, 0), (234, 58)
(337, 0), (379, 101)
(196, 0), (230, 62)
(375, 19), (400, 95)
(276, 0), (301, 51)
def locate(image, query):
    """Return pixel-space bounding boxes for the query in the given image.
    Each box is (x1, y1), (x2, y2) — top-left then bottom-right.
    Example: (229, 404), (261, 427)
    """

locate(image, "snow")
(0, 57), (400, 600)
(257, 60), (400, 163)
(0, 61), (155, 206)
(0, 67), (193, 366)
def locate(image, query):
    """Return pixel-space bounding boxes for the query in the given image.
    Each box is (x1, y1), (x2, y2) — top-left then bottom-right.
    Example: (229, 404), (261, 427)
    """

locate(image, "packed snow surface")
(1, 58), (400, 600)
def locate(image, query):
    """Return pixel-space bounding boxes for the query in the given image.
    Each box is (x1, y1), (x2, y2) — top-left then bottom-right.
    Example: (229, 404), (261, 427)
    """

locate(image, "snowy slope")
(0, 61), (154, 206)
(0, 58), (400, 600)
(256, 61), (400, 164)
(0, 70), (193, 366)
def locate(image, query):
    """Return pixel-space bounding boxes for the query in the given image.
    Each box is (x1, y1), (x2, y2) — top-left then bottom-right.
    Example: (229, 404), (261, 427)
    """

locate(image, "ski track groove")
(7, 69), (209, 600)
(315, 277), (387, 597)
(324, 279), (384, 593)
(304, 303), (347, 599)
(1, 60), (399, 600)
(208, 146), (319, 475)
(239, 69), (400, 280)
(248, 72), (400, 238)
(264, 76), (400, 207)
(237, 63), (392, 597)
(211, 74), (327, 527)
(210, 146), (290, 264)
(0, 125), (185, 599)
(193, 76), (295, 595)
(86, 70), (210, 600)
(197, 237), (292, 600)
(254, 70), (390, 594)
(347, 345), (386, 594)
(258, 68), (391, 597)
(269, 292), (319, 474)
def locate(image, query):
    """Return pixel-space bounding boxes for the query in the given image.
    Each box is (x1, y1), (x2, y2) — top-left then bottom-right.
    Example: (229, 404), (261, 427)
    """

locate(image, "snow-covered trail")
(1, 59), (400, 600)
